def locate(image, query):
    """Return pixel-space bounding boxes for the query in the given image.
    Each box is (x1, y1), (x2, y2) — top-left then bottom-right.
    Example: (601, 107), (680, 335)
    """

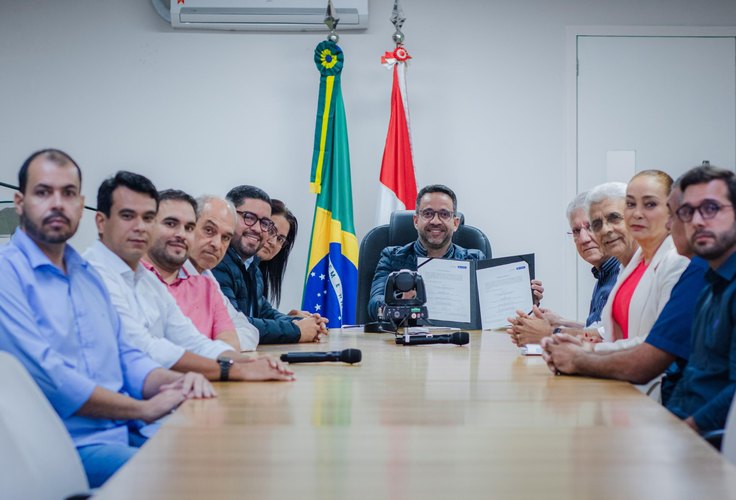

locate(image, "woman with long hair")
(258, 199), (297, 307)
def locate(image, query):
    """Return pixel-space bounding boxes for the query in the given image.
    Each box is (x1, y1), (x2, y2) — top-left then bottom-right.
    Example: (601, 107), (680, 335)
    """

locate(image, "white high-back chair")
(722, 395), (736, 464)
(0, 351), (89, 499)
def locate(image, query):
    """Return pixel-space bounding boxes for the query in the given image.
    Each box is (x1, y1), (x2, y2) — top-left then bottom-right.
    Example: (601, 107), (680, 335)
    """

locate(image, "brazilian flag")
(302, 40), (358, 328)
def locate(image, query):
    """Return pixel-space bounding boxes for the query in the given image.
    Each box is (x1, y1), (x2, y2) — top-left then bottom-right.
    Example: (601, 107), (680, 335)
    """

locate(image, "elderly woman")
(593, 170), (690, 352)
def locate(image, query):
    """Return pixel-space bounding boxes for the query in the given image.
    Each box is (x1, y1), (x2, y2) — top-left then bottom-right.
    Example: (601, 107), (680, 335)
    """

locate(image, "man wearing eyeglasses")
(213, 185), (327, 344)
(508, 190), (621, 346)
(368, 184), (513, 322)
(664, 165), (736, 434)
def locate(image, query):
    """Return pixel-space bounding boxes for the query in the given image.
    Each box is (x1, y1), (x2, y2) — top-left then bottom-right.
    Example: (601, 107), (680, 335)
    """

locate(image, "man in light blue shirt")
(0, 149), (215, 487)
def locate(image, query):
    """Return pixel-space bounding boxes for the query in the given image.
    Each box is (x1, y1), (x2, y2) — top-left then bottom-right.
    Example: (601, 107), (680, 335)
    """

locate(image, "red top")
(611, 260), (648, 340)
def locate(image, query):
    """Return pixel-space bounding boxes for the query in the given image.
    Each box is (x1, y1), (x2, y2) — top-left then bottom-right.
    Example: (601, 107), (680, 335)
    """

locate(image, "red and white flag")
(377, 46), (417, 224)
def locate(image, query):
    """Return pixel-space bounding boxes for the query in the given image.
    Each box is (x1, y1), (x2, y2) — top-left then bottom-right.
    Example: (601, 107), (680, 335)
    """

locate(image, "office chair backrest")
(355, 210), (492, 324)
(722, 394), (736, 464)
(0, 352), (89, 499)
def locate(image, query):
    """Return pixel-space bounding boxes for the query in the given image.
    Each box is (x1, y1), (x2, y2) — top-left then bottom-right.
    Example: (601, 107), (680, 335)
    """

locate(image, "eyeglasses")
(590, 212), (624, 232)
(567, 223), (591, 240)
(675, 200), (733, 223)
(417, 208), (455, 222)
(236, 210), (276, 236)
(269, 233), (288, 246)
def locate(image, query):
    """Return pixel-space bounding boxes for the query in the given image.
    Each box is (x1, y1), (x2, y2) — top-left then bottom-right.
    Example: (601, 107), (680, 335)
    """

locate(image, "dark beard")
(692, 224), (736, 261)
(21, 211), (74, 244)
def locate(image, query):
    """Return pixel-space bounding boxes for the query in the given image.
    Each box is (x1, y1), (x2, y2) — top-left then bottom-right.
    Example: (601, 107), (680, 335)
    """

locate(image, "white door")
(575, 34), (736, 320)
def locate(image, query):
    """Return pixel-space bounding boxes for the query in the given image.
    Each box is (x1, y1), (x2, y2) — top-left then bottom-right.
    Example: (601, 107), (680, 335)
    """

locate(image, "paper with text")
(417, 258), (472, 323)
(477, 261), (532, 330)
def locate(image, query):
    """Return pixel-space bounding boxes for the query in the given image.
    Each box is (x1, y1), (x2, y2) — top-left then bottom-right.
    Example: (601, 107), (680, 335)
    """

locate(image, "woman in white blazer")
(595, 170), (690, 353)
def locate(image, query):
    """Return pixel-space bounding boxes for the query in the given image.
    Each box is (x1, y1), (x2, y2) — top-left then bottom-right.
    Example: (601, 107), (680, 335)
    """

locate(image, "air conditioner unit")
(152, 0), (368, 32)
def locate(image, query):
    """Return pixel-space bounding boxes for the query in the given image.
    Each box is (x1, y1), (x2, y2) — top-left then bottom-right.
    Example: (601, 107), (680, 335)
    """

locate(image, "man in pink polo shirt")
(143, 190), (240, 351)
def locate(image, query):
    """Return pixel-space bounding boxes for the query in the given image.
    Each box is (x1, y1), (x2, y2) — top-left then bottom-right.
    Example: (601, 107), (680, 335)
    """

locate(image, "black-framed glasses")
(269, 233), (288, 246)
(417, 208), (455, 222)
(675, 200), (733, 223)
(567, 223), (591, 239)
(236, 210), (276, 235)
(590, 212), (624, 232)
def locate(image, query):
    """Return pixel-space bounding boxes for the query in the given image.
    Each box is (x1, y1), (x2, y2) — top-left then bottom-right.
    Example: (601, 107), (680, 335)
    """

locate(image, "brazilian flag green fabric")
(302, 40), (358, 327)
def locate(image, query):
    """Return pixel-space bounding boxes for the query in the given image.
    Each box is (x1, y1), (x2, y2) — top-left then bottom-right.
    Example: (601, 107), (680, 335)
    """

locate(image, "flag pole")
(376, 0), (418, 224)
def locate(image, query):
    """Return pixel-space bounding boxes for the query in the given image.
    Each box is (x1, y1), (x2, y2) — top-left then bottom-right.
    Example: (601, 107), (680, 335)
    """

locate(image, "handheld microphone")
(395, 331), (470, 346)
(280, 349), (362, 364)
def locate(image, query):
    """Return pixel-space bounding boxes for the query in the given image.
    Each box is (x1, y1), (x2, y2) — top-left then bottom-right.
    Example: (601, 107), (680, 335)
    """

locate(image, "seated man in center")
(367, 184), (542, 322)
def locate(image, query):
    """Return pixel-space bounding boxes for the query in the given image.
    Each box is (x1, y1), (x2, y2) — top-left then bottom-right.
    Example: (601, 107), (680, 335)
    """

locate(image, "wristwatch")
(217, 355), (235, 381)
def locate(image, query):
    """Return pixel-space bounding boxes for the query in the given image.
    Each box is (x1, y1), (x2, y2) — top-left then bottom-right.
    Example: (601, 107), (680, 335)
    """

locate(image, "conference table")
(96, 330), (736, 499)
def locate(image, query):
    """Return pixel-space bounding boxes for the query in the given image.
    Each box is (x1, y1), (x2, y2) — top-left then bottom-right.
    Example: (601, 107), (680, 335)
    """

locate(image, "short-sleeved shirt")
(0, 230), (159, 448)
(667, 252), (736, 432)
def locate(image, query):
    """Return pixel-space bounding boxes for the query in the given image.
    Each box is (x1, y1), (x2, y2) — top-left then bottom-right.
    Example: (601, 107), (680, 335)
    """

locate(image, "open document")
(476, 259), (533, 330)
(417, 258), (472, 324)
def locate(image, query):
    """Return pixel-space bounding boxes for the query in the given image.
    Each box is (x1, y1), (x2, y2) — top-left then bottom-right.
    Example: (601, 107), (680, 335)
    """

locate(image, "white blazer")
(595, 235), (689, 353)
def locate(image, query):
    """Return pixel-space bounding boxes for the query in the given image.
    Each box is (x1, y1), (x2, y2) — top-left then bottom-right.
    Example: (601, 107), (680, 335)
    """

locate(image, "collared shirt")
(183, 260), (259, 351)
(586, 256), (620, 327)
(142, 260), (235, 342)
(0, 230), (159, 448)
(667, 252), (736, 432)
(84, 241), (231, 368)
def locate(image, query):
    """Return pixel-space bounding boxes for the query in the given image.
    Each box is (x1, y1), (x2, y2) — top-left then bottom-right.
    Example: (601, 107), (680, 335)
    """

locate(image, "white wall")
(1, 0), (735, 318)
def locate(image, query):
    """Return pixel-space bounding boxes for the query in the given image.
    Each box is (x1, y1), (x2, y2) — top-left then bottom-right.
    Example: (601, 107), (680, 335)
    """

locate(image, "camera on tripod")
(379, 269), (428, 327)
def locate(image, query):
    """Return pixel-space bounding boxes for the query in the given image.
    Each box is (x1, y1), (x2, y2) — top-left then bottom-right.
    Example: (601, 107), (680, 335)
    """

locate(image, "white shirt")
(84, 241), (232, 368)
(184, 259), (260, 351)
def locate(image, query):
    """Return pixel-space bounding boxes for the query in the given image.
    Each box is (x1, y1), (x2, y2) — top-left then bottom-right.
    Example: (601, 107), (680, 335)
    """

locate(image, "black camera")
(380, 269), (428, 327)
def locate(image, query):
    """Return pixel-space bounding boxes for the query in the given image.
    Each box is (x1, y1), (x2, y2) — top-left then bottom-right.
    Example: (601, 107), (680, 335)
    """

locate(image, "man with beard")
(86, 177), (293, 383)
(0, 150), (215, 487)
(143, 190), (240, 349)
(366, 184), (545, 321)
(212, 185), (326, 344)
(666, 165), (736, 434)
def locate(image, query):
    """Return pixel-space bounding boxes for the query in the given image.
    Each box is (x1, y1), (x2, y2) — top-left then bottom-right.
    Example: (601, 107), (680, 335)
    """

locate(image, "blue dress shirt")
(0, 230), (159, 448)
(586, 257), (620, 327)
(666, 252), (736, 432)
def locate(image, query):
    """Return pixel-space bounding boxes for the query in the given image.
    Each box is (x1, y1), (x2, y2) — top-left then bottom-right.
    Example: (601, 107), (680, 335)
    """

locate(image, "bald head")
(189, 195), (237, 272)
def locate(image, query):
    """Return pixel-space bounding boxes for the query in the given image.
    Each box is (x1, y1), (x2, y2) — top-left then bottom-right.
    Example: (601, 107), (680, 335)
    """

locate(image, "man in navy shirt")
(666, 165), (736, 433)
(540, 184), (706, 393)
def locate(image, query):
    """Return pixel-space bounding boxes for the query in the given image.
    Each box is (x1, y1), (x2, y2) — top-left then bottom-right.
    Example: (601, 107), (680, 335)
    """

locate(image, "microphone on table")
(280, 349), (362, 364)
(395, 331), (470, 346)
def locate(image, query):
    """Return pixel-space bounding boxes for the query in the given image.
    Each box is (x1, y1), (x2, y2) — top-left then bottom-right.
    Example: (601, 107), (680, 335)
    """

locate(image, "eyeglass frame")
(416, 208), (457, 222)
(589, 212), (625, 233)
(235, 210), (277, 236)
(675, 200), (734, 223)
(268, 232), (289, 246)
(566, 222), (592, 240)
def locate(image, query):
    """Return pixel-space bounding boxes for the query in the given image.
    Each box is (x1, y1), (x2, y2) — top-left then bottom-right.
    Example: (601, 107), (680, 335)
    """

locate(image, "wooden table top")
(96, 330), (736, 499)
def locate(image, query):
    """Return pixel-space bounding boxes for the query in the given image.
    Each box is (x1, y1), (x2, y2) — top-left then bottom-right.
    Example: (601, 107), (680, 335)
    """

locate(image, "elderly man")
(0, 151), (215, 487)
(510, 182), (637, 344)
(183, 194), (260, 351)
(540, 182), (707, 403)
(508, 191), (620, 345)
(213, 185), (326, 344)
(85, 172), (293, 383)
(368, 184), (543, 322)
